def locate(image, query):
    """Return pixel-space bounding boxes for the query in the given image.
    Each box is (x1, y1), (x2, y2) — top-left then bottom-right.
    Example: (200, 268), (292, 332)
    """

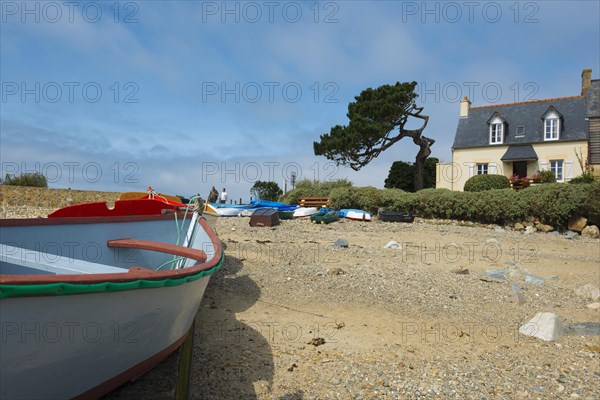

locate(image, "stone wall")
(0, 185), (121, 218)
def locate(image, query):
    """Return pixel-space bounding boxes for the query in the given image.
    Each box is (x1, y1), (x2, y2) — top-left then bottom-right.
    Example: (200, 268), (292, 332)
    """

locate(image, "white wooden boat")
(0, 212), (223, 399)
(292, 207), (319, 218)
(345, 210), (372, 221)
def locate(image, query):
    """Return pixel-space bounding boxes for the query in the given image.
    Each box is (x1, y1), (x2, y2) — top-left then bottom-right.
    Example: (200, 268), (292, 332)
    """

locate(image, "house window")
(490, 123), (503, 144)
(550, 160), (563, 181)
(477, 163), (488, 175)
(545, 118), (559, 140)
(515, 126), (525, 136)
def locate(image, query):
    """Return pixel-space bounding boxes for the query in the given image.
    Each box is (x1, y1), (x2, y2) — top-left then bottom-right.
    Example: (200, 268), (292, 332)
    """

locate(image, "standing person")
(220, 188), (228, 204)
(209, 186), (219, 203)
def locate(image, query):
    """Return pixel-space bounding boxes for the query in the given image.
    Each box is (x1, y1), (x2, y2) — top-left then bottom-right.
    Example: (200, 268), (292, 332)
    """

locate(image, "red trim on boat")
(73, 331), (189, 400)
(0, 213), (188, 227)
(107, 239), (208, 263)
(48, 198), (186, 218)
(0, 219), (222, 285)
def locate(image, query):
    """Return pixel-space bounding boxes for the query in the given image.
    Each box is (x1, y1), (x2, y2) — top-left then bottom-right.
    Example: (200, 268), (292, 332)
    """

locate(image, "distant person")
(209, 186), (219, 203)
(220, 188), (228, 204)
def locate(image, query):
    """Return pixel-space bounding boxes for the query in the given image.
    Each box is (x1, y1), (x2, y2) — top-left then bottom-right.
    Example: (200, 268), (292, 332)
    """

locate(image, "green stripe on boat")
(0, 251), (224, 299)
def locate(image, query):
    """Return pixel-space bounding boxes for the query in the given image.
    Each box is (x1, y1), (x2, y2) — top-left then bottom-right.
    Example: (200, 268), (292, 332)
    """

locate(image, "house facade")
(437, 69), (599, 191)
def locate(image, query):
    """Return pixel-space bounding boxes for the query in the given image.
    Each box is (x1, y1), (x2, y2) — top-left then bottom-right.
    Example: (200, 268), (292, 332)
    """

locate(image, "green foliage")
(384, 161), (412, 191)
(2, 172), (48, 188)
(329, 183), (598, 228)
(521, 183), (594, 227)
(463, 174), (511, 192)
(538, 170), (556, 183)
(583, 180), (600, 226)
(314, 81), (419, 171)
(328, 186), (382, 214)
(569, 172), (596, 184)
(280, 179), (352, 204)
(385, 157), (438, 192)
(250, 180), (283, 201)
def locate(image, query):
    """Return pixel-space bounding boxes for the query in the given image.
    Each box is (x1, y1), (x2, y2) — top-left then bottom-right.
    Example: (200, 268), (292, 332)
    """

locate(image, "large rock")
(334, 238), (349, 248)
(519, 312), (564, 341)
(564, 231), (579, 240)
(514, 222), (525, 231)
(581, 225), (600, 239)
(575, 284), (600, 301)
(524, 226), (536, 235)
(537, 224), (554, 233)
(568, 216), (588, 233)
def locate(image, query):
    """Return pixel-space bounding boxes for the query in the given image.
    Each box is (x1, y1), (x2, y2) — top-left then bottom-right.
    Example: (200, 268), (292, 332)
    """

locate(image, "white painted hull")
(0, 214), (223, 399)
(0, 276), (210, 399)
(292, 207), (319, 217)
(216, 208), (241, 217)
(346, 211), (372, 221)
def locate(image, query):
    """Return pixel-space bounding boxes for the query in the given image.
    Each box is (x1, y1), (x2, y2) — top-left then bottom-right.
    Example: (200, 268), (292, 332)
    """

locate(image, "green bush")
(583, 180), (600, 226)
(329, 186), (382, 214)
(521, 183), (593, 227)
(324, 183), (598, 229)
(2, 172), (48, 188)
(569, 172), (596, 184)
(464, 174), (510, 192)
(538, 170), (556, 183)
(280, 179), (352, 204)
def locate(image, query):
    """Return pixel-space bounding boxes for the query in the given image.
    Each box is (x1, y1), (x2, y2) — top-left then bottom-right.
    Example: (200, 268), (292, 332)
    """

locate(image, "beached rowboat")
(0, 211), (223, 399)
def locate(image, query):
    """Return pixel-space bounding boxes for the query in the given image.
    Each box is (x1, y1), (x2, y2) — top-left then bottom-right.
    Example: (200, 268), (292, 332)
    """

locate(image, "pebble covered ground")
(106, 216), (600, 399)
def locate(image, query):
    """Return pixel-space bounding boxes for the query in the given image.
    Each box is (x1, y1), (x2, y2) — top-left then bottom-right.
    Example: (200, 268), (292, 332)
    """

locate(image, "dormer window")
(487, 113), (505, 144)
(545, 118), (559, 140)
(542, 106), (562, 141)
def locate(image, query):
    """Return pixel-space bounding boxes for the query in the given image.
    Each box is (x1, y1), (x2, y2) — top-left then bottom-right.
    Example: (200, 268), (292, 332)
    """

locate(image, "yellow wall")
(436, 141), (588, 191)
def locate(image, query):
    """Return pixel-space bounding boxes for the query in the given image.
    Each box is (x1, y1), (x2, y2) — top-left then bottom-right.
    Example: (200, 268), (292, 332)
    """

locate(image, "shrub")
(569, 172), (596, 185)
(2, 172), (48, 188)
(464, 174), (510, 192)
(329, 186), (382, 214)
(538, 170), (556, 183)
(323, 183), (597, 229)
(280, 179), (352, 204)
(582, 180), (600, 226)
(521, 183), (593, 227)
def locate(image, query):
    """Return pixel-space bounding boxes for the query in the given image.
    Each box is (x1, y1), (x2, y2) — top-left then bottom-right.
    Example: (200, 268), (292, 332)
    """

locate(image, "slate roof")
(586, 80), (600, 118)
(500, 144), (538, 161)
(453, 96), (589, 149)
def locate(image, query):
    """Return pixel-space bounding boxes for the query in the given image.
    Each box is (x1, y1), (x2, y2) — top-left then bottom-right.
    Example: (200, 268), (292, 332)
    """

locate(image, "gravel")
(105, 216), (600, 399)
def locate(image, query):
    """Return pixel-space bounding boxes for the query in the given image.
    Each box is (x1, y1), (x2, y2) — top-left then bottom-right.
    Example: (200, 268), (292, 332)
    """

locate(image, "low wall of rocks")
(0, 186), (121, 218)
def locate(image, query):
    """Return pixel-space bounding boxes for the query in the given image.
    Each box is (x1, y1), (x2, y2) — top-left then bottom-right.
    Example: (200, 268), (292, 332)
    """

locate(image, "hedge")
(326, 181), (600, 228)
(464, 174), (511, 192)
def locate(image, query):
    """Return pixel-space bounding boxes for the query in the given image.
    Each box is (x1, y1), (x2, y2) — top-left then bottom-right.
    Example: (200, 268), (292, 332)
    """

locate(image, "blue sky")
(1, 0), (599, 200)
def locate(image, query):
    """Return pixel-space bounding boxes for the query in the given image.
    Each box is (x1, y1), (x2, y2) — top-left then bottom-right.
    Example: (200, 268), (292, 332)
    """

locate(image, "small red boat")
(48, 188), (187, 218)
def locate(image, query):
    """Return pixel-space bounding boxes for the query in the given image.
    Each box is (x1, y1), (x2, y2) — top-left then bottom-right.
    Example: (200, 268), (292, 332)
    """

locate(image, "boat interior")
(0, 217), (216, 276)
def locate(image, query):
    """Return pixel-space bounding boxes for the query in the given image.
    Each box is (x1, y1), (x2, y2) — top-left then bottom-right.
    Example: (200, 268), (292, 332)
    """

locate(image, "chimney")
(460, 96), (471, 118)
(581, 69), (592, 95)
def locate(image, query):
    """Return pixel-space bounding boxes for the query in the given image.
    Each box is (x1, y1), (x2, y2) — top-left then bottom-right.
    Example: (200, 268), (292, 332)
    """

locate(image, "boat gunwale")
(0, 215), (223, 291)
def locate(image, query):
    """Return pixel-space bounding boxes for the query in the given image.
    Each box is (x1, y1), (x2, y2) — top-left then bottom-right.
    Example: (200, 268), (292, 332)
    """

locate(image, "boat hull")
(0, 214), (223, 399)
(292, 207), (319, 218)
(0, 276), (210, 400)
(378, 210), (415, 223)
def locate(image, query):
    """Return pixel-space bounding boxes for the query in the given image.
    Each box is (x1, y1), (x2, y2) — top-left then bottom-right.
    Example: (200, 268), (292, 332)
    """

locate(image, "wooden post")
(175, 318), (196, 400)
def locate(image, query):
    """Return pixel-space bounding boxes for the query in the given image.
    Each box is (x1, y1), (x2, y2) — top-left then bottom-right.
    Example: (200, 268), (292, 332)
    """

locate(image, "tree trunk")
(413, 136), (434, 191)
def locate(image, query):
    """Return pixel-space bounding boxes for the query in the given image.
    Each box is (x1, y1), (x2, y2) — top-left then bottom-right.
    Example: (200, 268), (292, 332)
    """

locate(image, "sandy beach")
(105, 215), (600, 399)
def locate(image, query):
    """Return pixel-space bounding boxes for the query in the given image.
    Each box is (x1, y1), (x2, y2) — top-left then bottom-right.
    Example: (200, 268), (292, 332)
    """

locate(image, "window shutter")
(489, 163), (497, 174)
(565, 160), (573, 181)
(539, 161), (548, 171)
(468, 164), (475, 177)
